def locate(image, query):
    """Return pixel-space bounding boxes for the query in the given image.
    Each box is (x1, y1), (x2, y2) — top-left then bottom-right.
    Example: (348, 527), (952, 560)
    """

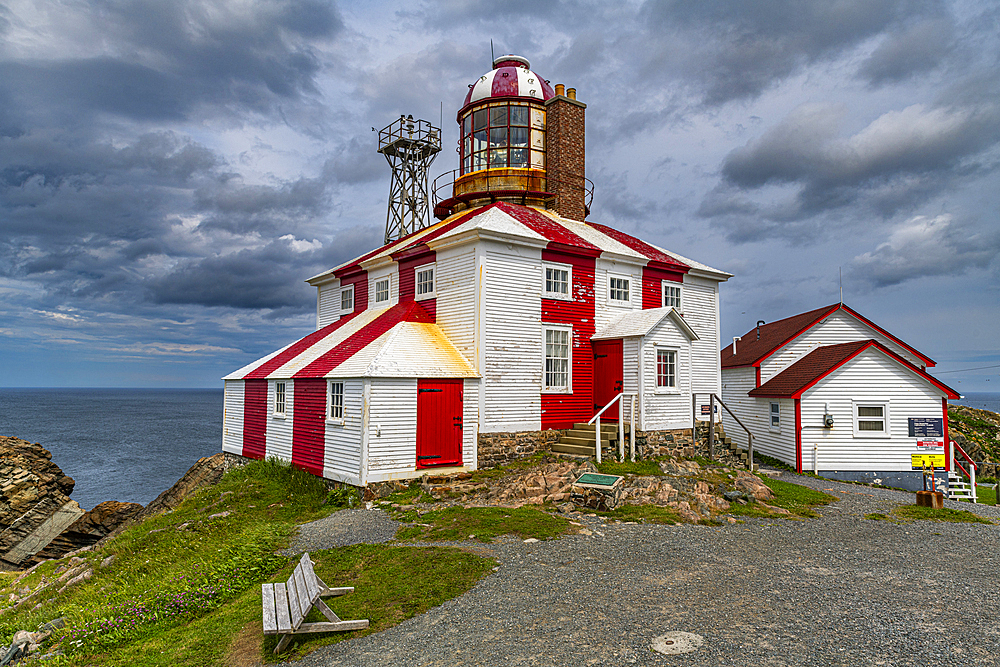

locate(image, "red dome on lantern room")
(460, 55), (555, 115)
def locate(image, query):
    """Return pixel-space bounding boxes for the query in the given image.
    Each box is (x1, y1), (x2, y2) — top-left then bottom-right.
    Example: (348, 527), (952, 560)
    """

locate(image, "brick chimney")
(545, 85), (587, 221)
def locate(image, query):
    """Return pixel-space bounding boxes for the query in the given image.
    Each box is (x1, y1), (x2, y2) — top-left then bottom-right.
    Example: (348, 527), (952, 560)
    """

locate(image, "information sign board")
(911, 453), (945, 470)
(908, 417), (943, 438)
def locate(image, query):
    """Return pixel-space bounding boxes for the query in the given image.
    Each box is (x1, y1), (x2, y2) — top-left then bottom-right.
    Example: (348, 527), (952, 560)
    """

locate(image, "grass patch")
(894, 505), (994, 524)
(0, 458), (493, 667)
(263, 545), (495, 661)
(395, 506), (573, 543)
(725, 475), (838, 519)
(864, 513), (892, 521)
(593, 503), (681, 524)
(595, 459), (664, 477)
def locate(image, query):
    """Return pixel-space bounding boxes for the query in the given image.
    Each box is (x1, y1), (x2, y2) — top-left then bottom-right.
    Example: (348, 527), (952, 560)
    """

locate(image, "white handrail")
(588, 392), (637, 464)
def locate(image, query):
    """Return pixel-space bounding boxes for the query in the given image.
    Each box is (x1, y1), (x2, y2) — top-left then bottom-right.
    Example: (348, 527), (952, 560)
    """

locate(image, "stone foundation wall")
(633, 428), (696, 460)
(477, 429), (564, 468)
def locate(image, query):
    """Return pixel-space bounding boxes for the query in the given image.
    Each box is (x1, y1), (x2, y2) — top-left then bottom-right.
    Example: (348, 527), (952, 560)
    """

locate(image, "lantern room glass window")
(460, 103), (544, 175)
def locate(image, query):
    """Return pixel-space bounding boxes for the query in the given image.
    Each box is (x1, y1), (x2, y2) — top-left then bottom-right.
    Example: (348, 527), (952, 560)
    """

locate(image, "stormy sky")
(0, 0), (997, 391)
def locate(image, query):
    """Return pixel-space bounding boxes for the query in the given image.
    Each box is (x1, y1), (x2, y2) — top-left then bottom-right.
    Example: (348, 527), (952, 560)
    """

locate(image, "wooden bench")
(262, 552), (369, 654)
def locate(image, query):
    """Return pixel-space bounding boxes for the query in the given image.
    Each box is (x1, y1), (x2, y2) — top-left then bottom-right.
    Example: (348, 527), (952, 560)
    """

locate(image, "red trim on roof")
(294, 301), (434, 378)
(722, 304), (838, 369)
(584, 221), (690, 271)
(497, 202), (601, 251)
(722, 304), (935, 369)
(244, 314), (360, 379)
(837, 304), (935, 367)
(748, 340), (959, 399)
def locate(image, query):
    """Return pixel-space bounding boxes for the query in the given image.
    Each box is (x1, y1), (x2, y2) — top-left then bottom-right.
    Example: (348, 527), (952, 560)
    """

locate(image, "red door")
(416, 379), (464, 468)
(593, 339), (623, 420)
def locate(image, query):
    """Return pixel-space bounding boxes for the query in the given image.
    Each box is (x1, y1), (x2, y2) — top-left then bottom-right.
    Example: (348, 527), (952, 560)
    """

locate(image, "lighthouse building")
(222, 56), (731, 488)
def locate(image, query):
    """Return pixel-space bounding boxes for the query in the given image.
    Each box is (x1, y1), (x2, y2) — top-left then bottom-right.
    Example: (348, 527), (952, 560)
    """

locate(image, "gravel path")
(283, 473), (1000, 666)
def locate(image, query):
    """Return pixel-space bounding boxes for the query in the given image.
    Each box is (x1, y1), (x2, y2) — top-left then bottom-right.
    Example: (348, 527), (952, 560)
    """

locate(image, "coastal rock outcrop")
(0, 437), (83, 568)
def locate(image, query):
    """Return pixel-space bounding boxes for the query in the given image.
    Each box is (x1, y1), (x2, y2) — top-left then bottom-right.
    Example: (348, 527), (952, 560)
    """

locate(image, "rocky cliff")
(0, 436), (226, 568)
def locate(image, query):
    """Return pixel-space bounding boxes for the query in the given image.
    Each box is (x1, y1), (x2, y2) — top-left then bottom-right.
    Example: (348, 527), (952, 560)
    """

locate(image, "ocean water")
(951, 392), (1000, 414)
(0, 388), (223, 511)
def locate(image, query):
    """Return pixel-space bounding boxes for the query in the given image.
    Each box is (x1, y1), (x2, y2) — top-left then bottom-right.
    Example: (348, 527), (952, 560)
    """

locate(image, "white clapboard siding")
(435, 245), (478, 364)
(639, 319), (693, 431)
(366, 378), (418, 475)
(720, 367), (757, 449)
(463, 378), (480, 469)
(323, 378), (364, 485)
(749, 397), (796, 466)
(317, 280), (341, 329)
(265, 379), (294, 462)
(223, 380), (244, 455)
(682, 275), (720, 395)
(593, 258), (642, 331)
(623, 337), (640, 395)
(483, 244), (543, 431)
(761, 309), (926, 383)
(799, 349), (947, 471)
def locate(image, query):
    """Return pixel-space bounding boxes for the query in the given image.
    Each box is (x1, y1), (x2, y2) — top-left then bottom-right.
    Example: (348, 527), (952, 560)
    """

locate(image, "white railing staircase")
(948, 439), (977, 503)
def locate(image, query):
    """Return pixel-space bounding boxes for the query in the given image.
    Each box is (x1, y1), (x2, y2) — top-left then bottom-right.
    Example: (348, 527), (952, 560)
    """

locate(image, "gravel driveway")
(284, 473), (1000, 666)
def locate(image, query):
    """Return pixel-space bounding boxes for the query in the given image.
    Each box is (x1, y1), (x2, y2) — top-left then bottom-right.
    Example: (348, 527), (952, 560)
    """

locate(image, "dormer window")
(374, 277), (390, 303)
(340, 285), (354, 312)
(609, 276), (630, 304)
(663, 284), (681, 309)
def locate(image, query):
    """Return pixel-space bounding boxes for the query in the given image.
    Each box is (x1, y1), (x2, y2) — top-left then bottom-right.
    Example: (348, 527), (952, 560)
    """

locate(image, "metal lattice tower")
(377, 115), (441, 244)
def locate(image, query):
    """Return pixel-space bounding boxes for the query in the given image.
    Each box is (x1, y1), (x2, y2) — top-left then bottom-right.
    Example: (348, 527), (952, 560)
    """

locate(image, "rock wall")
(477, 429), (563, 468)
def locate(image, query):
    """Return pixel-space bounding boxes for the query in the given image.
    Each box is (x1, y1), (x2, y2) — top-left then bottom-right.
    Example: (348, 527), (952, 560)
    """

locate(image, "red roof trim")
(244, 315), (358, 379)
(722, 304), (839, 369)
(497, 202), (601, 251)
(294, 301), (434, 378)
(837, 304), (935, 367)
(584, 221), (689, 271)
(748, 340), (959, 399)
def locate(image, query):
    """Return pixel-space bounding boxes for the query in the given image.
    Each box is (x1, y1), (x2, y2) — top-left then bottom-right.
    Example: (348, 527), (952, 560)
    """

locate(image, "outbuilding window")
(328, 381), (344, 422)
(543, 326), (571, 391)
(769, 402), (780, 433)
(374, 277), (390, 303)
(274, 382), (287, 417)
(854, 402), (889, 437)
(663, 284), (681, 309)
(656, 349), (676, 388)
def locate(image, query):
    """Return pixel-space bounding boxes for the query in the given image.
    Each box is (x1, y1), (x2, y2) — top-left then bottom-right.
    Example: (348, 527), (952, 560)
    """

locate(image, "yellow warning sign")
(911, 454), (945, 470)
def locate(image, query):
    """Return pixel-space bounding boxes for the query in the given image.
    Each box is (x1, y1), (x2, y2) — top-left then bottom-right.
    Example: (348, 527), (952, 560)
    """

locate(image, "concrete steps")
(552, 422), (628, 457)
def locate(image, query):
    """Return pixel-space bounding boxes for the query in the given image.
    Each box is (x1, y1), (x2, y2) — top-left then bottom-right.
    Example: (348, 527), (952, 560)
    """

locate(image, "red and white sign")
(916, 440), (943, 449)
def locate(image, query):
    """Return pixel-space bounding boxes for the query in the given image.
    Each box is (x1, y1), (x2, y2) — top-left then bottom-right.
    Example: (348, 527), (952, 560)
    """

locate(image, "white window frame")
(273, 381), (287, 418)
(542, 262), (572, 300)
(327, 380), (345, 424)
(374, 276), (390, 304)
(415, 263), (435, 300)
(655, 347), (678, 392)
(608, 274), (631, 306)
(853, 400), (890, 438)
(542, 325), (573, 393)
(662, 282), (682, 310)
(769, 402), (780, 433)
(340, 284), (354, 314)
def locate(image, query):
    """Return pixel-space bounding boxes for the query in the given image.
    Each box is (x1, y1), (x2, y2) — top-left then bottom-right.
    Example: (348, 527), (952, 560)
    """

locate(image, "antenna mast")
(377, 114), (442, 244)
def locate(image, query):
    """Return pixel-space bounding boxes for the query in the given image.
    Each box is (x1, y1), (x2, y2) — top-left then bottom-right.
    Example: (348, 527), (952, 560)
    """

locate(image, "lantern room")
(433, 55), (592, 222)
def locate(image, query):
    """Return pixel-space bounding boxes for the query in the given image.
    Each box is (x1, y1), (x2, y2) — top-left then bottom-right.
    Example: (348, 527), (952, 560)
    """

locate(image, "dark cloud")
(147, 225), (380, 310)
(849, 214), (1000, 288)
(701, 98), (1000, 241)
(638, 0), (948, 104)
(858, 17), (955, 85)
